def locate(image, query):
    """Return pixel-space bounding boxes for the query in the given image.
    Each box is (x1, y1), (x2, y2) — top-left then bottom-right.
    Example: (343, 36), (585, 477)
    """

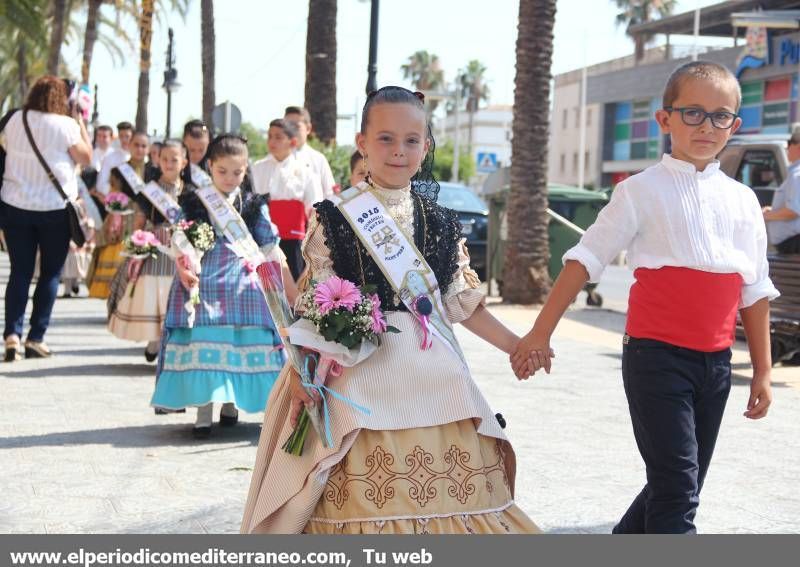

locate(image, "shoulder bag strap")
(0, 108), (17, 134)
(21, 109), (69, 202)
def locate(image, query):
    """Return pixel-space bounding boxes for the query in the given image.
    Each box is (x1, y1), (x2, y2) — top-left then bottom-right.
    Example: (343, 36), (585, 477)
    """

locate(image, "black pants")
(613, 336), (731, 534)
(279, 239), (305, 281)
(2, 203), (70, 341)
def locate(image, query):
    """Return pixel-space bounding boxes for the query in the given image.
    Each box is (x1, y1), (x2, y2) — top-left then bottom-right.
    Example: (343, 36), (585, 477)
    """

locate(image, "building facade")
(550, 7), (800, 188)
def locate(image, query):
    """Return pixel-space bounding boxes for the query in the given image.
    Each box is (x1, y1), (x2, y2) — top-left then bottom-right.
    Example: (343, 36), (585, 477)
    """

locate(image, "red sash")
(626, 266), (742, 352)
(268, 199), (307, 240)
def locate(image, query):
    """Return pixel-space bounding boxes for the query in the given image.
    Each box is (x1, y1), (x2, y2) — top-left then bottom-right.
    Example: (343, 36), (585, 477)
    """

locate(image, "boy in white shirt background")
(283, 106), (337, 200)
(251, 118), (322, 280)
(512, 61), (779, 534)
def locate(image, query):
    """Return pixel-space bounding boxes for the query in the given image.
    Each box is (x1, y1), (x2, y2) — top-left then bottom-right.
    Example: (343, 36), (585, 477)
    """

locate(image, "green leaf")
(385, 326), (402, 334)
(361, 284), (377, 295)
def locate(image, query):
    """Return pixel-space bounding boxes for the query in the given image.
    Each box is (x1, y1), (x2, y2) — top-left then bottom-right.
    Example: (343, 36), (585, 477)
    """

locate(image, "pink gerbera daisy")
(314, 276), (362, 314)
(369, 293), (387, 334)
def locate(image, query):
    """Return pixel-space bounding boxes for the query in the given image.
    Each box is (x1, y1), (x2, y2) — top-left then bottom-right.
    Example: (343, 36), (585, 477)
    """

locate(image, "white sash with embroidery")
(189, 166), (266, 266)
(115, 163), (144, 195)
(332, 184), (467, 366)
(139, 181), (182, 225)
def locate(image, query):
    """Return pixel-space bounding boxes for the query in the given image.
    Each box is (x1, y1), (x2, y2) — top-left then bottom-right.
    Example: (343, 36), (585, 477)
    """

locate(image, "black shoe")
(154, 407), (186, 415)
(192, 426), (211, 439)
(71, 284), (80, 295)
(24, 341), (52, 359)
(144, 348), (158, 363)
(4, 347), (21, 362)
(219, 413), (239, 427)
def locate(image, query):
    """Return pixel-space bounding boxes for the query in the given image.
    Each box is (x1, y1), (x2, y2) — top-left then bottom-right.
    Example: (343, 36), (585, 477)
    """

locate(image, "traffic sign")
(477, 152), (498, 173)
(211, 101), (242, 134)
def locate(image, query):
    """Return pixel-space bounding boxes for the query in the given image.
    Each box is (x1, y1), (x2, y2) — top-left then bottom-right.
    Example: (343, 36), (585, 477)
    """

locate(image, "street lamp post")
(366, 0), (379, 94)
(163, 28), (180, 138)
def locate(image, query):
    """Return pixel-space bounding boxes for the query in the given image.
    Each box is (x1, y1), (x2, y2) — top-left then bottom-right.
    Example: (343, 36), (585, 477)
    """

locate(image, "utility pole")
(366, 0), (379, 94)
(163, 28), (178, 138)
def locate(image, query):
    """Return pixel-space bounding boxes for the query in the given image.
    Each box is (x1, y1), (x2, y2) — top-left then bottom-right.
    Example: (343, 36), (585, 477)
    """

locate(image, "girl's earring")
(363, 155), (372, 185)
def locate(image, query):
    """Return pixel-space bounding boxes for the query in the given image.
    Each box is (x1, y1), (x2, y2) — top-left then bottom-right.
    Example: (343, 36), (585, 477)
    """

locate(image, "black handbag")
(0, 108), (19, 226)
(21, 110), (90, 247)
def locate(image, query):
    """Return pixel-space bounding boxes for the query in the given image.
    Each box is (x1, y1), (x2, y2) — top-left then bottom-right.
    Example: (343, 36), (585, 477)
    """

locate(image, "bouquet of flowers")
(120, 230), (161, 297)
(172, 220), (216, 324)
(122, 229), (160, 259)
(282, 276), (399, 455)
(104, 192), (130, 213)
(104, 192), (131, 238)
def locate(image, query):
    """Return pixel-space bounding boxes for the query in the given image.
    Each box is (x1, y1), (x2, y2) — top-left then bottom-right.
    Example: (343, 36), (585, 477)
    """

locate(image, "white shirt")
(251, 153), (323, 210)
(767, 161), (800, 245)
(96, 148), (130, 195)
(294, 143), (336, 200)
(0, 110), (81, 211)
(563, 153), (779, 308)
(90, 144), (112, 172)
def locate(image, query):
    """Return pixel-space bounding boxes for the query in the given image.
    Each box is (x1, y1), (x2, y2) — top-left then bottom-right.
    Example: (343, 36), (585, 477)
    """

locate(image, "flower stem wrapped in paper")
(281, 276), (399, 456)
(171, 219), (215, 326)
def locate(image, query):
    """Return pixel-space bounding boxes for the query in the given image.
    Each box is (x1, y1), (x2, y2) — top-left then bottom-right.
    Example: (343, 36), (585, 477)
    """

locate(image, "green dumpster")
(485, 182), (608, 296)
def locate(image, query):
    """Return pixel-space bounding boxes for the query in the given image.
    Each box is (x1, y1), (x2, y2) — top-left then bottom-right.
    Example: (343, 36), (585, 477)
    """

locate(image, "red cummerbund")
(268, 199), (307, 241)
(626, 266), (743, 352)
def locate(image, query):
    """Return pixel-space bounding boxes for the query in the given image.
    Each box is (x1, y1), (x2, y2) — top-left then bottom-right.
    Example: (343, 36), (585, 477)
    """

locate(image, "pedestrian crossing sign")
(477, 152), (498, 173)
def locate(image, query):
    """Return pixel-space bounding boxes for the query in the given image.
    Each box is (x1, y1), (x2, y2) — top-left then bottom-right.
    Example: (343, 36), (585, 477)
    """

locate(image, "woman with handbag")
(0, 76), (92, 362)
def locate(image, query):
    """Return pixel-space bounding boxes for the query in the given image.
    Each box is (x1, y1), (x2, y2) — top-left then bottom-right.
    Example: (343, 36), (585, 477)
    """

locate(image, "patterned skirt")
(88, 242), (125, 299)
(151, 325), (284, 413)
(304, 420), (539, 534)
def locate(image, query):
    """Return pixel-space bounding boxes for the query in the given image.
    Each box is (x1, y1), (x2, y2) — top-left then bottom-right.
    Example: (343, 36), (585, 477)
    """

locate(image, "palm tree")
(614, 0), (676, 62)
(304, 0), (337, 145)
(134, 0), (154, 131)
(132, 0), (189, 132)
(0, 0), (48, 109)
(201, 0), (215, 127)
(80, 0), (102, 84)
(502, 0), (556, 304)
(458, 59), (490, 164)
(47, 0), (70, 75)
(401, 50), (445, 116)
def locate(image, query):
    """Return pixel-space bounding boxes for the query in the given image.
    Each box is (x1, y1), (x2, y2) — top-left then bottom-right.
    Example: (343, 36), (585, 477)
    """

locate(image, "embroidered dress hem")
(302, 420), (539, 535)
(305, 503), (537, 534)
(152, 325), (284, 413)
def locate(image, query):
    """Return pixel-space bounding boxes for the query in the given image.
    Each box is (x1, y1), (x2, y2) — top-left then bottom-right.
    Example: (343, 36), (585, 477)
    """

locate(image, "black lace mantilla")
(178, 187), (269, 233)
(315, 193), (461, 312)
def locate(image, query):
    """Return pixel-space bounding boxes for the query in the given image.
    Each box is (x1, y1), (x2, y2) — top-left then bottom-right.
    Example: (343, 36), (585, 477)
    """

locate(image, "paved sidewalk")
(1, 255), (798, 533)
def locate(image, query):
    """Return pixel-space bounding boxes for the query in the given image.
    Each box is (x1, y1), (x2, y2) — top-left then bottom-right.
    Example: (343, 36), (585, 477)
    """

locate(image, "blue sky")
(61, 0), (727, 144)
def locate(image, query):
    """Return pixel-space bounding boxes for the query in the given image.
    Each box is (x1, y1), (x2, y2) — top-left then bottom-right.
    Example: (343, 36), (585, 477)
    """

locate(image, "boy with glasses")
(511, 61), (779, 533)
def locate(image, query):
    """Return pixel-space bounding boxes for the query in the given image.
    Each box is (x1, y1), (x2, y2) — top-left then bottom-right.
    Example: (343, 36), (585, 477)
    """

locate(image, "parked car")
(435, 182), (489, 280)
(718, 134), (789, 207)
(719, 136), (799, 363)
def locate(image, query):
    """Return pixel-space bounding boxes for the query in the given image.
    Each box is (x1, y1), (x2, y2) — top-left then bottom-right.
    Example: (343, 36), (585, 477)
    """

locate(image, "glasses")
(664, 107), (738, 129)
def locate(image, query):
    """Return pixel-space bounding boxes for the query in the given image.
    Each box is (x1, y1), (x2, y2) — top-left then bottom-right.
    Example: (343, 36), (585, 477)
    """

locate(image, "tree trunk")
(303, 0), (337, 145)
(47, 0), (68, 75)
(81, 0), (102, 84)
(634, 35), (645, 63)
(17, 41), (29, 102)
(201, 0), (216, 128)
(135, 0), (155, 132)
(502, 0), (556, 304)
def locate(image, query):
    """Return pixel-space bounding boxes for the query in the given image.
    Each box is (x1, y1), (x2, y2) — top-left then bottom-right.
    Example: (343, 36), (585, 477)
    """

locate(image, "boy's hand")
(510, 330), (555, 379)
(744, 373), (772, 419)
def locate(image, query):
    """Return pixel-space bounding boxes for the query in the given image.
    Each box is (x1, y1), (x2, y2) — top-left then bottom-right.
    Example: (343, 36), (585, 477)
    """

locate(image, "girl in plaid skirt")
(152, 135), (289, 439)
